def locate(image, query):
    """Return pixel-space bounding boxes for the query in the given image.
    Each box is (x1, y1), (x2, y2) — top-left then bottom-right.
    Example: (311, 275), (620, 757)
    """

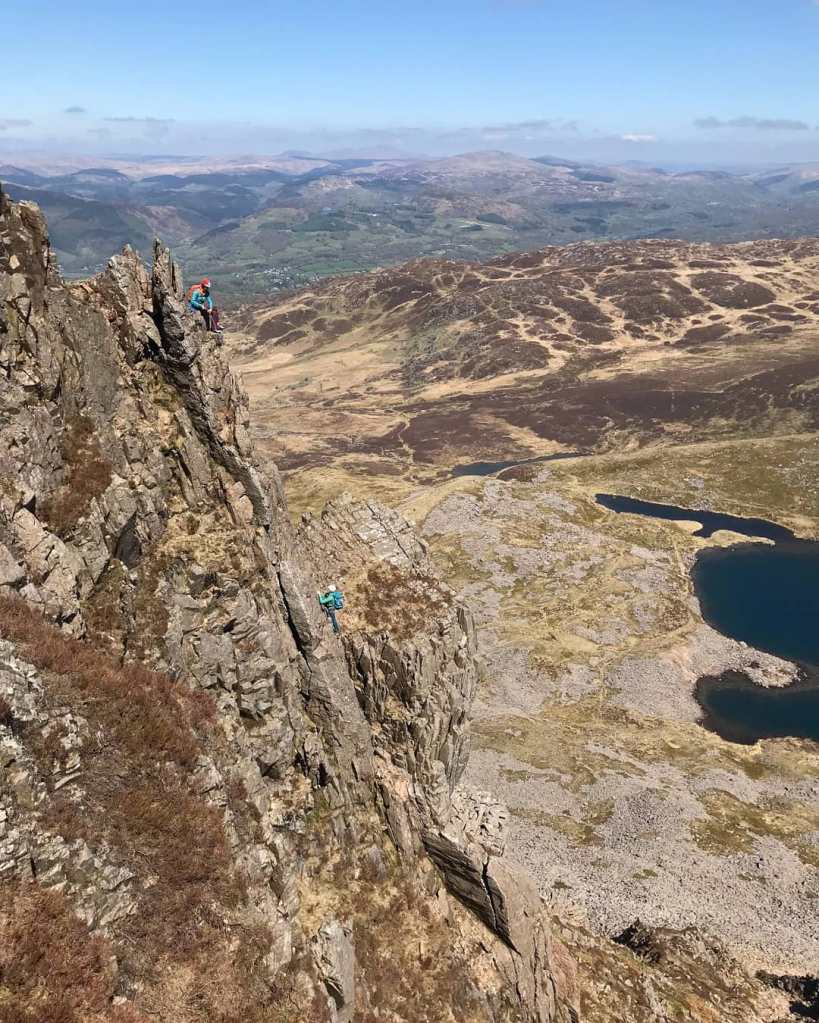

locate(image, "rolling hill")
(8, 151), (819, 296)
(227, 235), (819, 508)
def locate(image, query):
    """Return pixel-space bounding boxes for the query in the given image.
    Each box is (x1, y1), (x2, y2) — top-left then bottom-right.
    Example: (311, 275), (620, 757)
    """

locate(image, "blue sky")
(3, 0), (819, 164)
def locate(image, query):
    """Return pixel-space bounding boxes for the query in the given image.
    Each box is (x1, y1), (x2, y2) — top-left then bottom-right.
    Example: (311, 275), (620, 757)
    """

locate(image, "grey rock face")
(300, 495), (575, 1021)
(422, 823), (570, 1023)
(313, 919), (356, 1023)
(0, 647), (139, 930)
(0, 187), (575, 1022)
(300, 496), (478, 825)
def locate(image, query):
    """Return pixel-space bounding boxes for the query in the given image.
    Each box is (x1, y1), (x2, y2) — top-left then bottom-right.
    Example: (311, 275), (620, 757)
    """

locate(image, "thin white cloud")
(104, 116), (175, 125)
(103, 116), (175, 141)
(695, 116), (809, 131)
(620, 133), (657, 143)
(0, 119), (33, 130)
(480, 119), (580, 142)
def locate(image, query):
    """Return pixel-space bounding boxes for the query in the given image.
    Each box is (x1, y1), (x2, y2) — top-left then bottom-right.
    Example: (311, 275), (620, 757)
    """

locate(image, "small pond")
(596, 493), (819, 745)
(452, 452), (585, 478)
(594, 493), (795, 542)
(696, 669), (819, 746)
(692, 541), (819, 668)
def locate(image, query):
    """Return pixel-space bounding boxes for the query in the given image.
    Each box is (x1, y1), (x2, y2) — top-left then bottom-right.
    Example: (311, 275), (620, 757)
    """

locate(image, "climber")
(318, 585), (344, 634)
(188, 277), (217, 332)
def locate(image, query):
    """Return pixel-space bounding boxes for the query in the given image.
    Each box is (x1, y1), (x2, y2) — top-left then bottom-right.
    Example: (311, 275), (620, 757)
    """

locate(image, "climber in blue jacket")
(188, 278), (218, 331)
(318, 585), (344, 634)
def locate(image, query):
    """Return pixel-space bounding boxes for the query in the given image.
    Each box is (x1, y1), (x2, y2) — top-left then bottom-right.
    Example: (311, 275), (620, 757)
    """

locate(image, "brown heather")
(0, 882), (146, 1023)
(0, 594), (213, 766)
(0, 596), (302, 1019)
(40, 415), (113, 537)
(357, 562), (450, 641)
(0, 595), (236, 953)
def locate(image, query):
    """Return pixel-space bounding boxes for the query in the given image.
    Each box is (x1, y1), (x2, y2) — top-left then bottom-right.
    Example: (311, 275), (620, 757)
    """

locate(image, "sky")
(3, 0), (819, 166)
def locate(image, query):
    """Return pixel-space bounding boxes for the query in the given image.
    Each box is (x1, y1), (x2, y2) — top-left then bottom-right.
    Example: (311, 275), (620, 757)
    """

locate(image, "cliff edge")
(0, 189), (575, 1022)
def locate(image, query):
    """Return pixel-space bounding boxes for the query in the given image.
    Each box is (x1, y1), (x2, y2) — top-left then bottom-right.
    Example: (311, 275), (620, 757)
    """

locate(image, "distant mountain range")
(5, 151), (819, 301)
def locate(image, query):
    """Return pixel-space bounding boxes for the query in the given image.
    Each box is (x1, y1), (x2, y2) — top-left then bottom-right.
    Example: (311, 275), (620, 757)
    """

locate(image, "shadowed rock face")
(228, 237), (819, 506)
(0, 191), (576, 1022)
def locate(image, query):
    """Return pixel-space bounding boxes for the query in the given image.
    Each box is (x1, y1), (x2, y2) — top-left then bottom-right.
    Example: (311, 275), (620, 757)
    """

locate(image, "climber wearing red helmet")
(187, 278), (218, 332)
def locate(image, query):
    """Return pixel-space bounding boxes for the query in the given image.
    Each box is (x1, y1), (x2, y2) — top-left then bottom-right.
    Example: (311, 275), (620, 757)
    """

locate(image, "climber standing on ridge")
(188, 277), (221, 334)
(318, 584), (344, 634)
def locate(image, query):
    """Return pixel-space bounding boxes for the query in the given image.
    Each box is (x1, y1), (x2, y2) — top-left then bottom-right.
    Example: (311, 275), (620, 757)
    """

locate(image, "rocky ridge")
(0, 189), (574, 1022)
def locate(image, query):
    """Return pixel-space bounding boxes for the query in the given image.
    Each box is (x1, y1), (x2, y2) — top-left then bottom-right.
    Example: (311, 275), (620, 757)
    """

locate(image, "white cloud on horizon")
(7, 113), (819, 167)
(695, 116), (810, 131)
(103, 116), (175, 141)
(103, 116), (175, 125)
(480, 118), (579, 139)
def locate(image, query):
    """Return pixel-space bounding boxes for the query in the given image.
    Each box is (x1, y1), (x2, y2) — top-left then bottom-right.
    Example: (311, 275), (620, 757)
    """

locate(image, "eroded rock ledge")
(0, 188), (575, 1022)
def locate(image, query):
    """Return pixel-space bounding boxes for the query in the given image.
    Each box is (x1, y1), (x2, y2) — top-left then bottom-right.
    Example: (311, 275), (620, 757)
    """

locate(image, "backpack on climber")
(318, 585), (345, 634)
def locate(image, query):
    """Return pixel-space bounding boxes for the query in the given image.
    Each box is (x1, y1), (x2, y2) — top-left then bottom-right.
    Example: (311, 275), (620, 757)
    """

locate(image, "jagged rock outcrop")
(0, 188), (576, 1022)
(299, 496), (478, 830)
(300, 496), (572, 1021)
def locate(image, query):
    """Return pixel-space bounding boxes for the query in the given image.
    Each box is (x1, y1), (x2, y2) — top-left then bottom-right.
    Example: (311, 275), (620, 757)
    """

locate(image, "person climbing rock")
(188, 277), (215, 331)
(318, 585), (344, 634)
